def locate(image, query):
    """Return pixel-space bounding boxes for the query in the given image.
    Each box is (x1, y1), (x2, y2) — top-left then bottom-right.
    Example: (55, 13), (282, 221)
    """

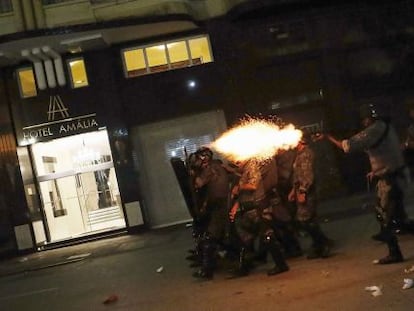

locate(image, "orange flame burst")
(211, 118), (302, 162)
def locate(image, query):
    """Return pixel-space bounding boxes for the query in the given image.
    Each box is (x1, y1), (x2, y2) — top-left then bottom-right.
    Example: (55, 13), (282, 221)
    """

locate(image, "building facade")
(1, 0), (413, 255)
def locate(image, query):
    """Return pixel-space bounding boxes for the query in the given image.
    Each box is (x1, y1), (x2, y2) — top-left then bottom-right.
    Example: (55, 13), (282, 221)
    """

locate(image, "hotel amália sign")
(19, 95), (99, 145)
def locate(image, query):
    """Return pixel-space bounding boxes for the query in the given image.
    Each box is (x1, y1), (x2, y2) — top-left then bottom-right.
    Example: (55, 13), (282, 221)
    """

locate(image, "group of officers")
(182, 101), (414, 280)
(185, 130), (331, 280)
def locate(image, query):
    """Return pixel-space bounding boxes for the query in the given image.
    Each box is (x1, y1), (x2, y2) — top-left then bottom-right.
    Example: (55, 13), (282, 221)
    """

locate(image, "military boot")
(192, 238), (216, 280)
(264, 233), (289, 276)
(375, 236), (404, 265)
(227, 247), (251, 278)
(303, 222), (331, 259)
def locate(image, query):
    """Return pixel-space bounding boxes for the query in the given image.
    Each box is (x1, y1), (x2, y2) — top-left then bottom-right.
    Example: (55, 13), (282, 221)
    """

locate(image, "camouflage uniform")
(276, 149), (297, 217)
(292, 144), (330, 259)
(235, 160), (267, 245)
(232, 159), (289, 276)
(262, 157), (302, 258)
(342, 119), (406, 263)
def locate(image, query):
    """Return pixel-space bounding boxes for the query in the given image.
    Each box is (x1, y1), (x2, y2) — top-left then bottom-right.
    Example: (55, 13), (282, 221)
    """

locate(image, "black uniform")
(192, 157), (230, 279)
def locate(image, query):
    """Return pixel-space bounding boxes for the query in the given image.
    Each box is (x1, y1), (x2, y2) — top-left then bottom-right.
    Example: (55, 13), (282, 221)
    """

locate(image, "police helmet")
(196, 147), (213, 160)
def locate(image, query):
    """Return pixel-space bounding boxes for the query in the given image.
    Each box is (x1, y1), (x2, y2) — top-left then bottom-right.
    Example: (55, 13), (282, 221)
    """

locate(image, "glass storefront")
(29, 130), (126, 244)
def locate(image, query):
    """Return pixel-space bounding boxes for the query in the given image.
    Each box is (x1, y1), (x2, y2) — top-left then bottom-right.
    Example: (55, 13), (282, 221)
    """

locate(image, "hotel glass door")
(31, 130), (126, 243)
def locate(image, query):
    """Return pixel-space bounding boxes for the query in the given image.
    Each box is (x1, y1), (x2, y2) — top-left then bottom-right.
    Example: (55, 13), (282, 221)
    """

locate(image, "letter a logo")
(47, 95), (69, 121)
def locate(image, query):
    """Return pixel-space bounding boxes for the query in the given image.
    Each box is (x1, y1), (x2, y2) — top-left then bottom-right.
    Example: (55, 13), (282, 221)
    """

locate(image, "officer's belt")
(376, 165), (407, 180)
(239, 198), (268, 213)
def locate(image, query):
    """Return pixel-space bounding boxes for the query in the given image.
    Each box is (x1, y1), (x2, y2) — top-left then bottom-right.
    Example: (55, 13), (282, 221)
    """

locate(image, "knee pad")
(263, 229), (276, 244)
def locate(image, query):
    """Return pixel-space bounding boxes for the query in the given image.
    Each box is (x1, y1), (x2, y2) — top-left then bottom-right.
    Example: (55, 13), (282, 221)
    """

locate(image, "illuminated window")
(123, 48), (147, 77)
(146, 44), (168, 73)
(167, 41), (190, 69)
(68, 58), (89, 88)
(122, 35), (213, 78)
(189, 37), (213, 64)
(17, 67), (37, 98)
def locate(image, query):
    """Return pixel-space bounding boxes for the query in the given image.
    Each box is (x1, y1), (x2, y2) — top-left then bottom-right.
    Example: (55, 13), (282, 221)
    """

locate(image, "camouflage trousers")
(295, 189), (317, 223)
(234, 199), (274, 246)
(375, 174), (405, 227)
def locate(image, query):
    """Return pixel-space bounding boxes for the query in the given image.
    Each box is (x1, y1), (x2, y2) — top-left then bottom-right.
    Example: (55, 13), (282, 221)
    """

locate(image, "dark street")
(1, 188), (414, 311)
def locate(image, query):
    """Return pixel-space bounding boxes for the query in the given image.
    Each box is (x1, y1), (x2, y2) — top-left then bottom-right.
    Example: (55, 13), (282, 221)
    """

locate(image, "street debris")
(404, 265), (414, 274)
(156, 266), (164, 273)
(321, 270), (330, 278)
(365, 285), (383, 297)
(18, 257), (28, 263)
(402, 279), (414, 290)
(103, 294), (118, 305)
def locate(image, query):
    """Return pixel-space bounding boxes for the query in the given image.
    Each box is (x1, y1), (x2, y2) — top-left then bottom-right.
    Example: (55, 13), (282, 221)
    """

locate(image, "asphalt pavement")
(0, 185), (414, 311)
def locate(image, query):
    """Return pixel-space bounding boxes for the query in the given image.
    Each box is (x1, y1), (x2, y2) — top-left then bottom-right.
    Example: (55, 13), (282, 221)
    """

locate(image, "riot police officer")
(191, 147), (231, 279)
(229, 159), (289, 277)
(289, 132), (331, 259)
(325, 103), (407, 264)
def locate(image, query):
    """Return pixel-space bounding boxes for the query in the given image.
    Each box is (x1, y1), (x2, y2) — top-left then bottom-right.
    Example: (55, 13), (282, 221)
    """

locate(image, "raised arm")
(325, 134), (345, 151)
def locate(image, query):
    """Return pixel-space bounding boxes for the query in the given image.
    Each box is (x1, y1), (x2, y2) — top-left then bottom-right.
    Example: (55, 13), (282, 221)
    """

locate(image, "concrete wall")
(0, 0), (247, 36)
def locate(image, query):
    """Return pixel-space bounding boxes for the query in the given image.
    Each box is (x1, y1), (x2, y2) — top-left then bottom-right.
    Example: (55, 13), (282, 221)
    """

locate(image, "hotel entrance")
(29, 129), (126, 244)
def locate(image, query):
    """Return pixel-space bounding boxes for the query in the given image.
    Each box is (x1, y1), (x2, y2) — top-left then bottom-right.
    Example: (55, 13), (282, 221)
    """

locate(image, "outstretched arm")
(325, 134), (345, 151)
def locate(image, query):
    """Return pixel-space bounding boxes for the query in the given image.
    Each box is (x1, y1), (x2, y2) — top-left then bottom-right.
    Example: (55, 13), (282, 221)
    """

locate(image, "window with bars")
(122, 35), (213, 78)
(0, 0), (12, 13)
(165, 135), (215, 162)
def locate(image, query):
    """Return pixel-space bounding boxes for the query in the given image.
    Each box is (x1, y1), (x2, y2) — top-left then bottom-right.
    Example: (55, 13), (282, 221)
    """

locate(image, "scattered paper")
(365, 285), (383, 297)
(156, 266), (164, 273)
(402, 278), (414, 290)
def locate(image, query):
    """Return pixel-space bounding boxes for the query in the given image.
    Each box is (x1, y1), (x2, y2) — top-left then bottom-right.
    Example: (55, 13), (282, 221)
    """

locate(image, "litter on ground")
(365, 285), (383, 297)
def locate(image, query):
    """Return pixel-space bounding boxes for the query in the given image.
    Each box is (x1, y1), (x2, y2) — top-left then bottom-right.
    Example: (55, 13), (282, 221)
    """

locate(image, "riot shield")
(170, 157), (197, 219)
